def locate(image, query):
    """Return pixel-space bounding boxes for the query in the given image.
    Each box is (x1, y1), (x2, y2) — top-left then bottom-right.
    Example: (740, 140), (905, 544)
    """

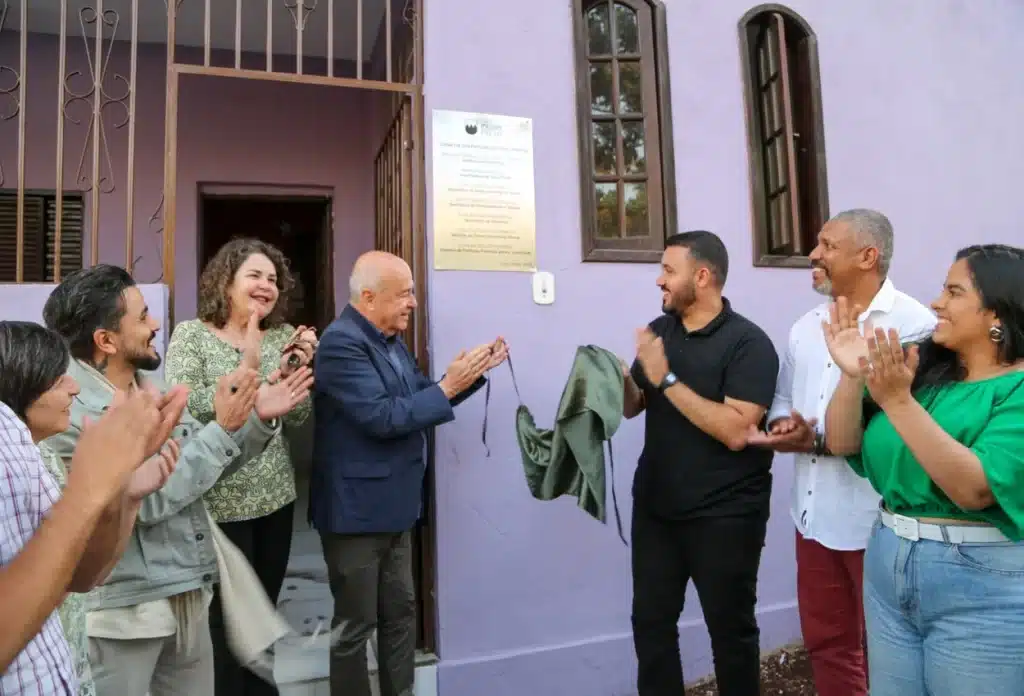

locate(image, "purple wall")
(422, 0), (1024, 694)
(4, 1), (1024, 693)
(0, 34), (380, 318)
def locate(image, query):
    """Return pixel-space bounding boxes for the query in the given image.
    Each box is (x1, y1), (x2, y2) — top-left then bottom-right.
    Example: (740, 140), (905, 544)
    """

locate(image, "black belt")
(481, 354), (627, 546)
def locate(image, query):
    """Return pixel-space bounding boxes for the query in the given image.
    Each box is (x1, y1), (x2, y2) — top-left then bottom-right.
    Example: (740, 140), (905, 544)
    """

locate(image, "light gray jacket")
(45, 360), (279, 609)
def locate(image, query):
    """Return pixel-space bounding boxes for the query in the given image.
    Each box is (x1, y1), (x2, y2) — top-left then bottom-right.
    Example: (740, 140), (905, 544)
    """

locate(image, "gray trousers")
(320, 530), (417, 696)
(88, 620), (214, 696)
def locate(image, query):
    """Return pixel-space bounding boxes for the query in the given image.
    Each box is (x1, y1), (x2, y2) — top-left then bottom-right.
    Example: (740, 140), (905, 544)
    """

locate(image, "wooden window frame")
(0, 190), (85, 283)
(573, 0), (678, 263)
(738, 4), (829, 268)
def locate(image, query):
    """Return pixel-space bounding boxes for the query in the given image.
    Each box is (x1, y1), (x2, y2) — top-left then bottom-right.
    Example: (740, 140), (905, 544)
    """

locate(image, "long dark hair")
(863, 244), (1024, 421)
(0, 321), (71, 419)
(911, 244), (1024, 390)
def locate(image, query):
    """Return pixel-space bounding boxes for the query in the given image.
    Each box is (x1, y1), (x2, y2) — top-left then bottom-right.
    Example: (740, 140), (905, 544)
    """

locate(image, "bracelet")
(812, 431), (832, 457)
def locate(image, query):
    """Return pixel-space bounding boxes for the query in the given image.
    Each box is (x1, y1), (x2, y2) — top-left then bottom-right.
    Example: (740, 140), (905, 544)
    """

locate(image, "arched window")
(573, 0), (677, 263)
(738, 5), (829, 267)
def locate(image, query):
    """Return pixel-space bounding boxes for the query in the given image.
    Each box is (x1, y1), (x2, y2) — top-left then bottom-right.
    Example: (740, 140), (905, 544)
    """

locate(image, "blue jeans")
(864, 520), (1024, 696)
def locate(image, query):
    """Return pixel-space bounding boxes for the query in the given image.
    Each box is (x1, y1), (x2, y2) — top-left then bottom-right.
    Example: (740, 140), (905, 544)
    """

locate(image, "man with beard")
(748, 210), (935, 695)
(625, 230), (780, 696)
(42, 265), (311, 696)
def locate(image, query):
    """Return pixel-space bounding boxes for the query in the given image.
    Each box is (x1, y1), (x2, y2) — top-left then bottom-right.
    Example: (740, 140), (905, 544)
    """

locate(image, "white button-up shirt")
(767, 279), (937, 551)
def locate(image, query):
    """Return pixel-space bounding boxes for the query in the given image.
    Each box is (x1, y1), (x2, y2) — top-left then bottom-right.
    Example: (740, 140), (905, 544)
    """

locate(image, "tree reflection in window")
(575, 0), (674, 261)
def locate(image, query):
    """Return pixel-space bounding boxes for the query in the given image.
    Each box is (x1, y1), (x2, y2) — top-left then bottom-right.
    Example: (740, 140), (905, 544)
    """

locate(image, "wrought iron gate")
(0, 0), (425, 327)
(1, 0), (436, 654)
(373, 98), (416, 347)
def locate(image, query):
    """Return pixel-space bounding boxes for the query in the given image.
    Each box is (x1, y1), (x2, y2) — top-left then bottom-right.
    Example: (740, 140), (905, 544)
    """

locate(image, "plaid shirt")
(0, 401), (77, 695)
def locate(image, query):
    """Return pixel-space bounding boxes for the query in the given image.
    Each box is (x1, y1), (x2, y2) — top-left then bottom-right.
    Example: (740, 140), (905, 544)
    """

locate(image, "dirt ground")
(684, 645), (816, 696)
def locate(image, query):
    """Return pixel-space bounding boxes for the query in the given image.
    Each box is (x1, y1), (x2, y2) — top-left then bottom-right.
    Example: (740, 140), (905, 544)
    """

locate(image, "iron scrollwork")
(63, 5), (132, 195)
(136, 193), (165, 283)
(0, 0), (20, 188)
(284, 0), (319, 30)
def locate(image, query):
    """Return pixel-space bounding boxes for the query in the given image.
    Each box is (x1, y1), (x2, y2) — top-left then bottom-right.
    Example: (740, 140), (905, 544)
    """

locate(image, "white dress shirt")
(767, 279), (937, 551)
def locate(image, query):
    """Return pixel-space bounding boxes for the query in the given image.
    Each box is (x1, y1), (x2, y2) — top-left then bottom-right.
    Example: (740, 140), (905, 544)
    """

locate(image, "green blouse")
(164, 319), (311, 523)
(38, 443), (96, 696)
(849, 371), (1024, 541)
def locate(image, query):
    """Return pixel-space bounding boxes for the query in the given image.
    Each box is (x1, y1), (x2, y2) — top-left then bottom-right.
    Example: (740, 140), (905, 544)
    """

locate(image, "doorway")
(198, 193), (335, 331)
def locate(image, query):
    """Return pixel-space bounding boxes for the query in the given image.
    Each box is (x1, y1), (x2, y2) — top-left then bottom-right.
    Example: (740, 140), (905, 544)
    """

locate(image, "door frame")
(160, 0), (436, 656)
(195, 187), (336, 330)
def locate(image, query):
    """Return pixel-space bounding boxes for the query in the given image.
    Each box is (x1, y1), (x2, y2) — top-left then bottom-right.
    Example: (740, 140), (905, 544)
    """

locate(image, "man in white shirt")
(749, 209), (935, 696)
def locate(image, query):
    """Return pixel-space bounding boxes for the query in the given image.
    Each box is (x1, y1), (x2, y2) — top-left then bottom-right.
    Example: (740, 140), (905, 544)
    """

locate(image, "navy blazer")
(310, 304), (485, 534)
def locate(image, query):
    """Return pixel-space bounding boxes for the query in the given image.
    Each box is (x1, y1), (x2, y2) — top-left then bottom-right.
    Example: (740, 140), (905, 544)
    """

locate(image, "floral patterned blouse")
(164, 319), (311, 523)
(38, 443), (96, 696)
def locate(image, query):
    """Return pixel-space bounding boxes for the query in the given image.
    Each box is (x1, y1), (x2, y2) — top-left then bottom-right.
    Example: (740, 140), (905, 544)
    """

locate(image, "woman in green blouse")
(165, 238), (317, 696)
(823, 244), (1024, 696)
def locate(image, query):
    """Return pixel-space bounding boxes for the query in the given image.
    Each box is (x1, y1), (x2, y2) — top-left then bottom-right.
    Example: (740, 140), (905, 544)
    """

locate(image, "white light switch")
(532, 271), (555, 305)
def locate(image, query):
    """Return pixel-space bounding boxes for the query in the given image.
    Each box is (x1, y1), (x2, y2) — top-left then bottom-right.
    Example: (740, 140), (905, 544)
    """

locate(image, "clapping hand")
(635, 328), (669, 385)
(255, 366), (315, 421)
(67, 389), (165, 511)
(822, 297), (872, 377)
(240, 310), (262, 372)
(861, 327), (918, 409)
(747, 410), (818, 452)
(139, 383), (189, 460)
(127, 439), (180, 501)
(214, 368), (261, 432)
(438, 345), (491, 398)
(280, 326), (318, 376)
(484, 337), (509, 371)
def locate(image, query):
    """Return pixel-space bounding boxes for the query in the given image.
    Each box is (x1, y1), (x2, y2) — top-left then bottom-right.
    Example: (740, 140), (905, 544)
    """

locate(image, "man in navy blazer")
(311, 250), (506, 696)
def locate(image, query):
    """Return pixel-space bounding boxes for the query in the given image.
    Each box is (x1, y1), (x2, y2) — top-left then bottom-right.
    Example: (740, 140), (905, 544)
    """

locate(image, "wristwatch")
(658, 372), (679, 392)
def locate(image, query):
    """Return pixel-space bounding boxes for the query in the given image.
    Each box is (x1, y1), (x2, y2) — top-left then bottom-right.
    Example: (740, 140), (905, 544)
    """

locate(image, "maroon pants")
(795, 531), (867, 696)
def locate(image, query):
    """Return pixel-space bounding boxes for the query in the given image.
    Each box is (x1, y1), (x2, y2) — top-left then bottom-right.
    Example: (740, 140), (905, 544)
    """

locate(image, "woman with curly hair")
(165, 238), (316, 696)
(823, 244), (1024, 695)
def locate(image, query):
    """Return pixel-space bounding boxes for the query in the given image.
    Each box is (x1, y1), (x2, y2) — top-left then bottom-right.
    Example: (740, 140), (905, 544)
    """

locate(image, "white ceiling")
(7, 0), (392, 62)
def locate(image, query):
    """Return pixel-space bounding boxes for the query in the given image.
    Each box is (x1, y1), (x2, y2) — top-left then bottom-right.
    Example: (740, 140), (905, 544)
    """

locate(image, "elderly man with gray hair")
(748, 209), (936, 695)
(310, 251), (508, 696)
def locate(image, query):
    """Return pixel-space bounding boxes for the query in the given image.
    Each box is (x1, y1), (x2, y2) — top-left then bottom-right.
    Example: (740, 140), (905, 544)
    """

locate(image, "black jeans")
(209, 502), (295, 696)
(320, 531), (417, 696)
(631, 504), (767, 696)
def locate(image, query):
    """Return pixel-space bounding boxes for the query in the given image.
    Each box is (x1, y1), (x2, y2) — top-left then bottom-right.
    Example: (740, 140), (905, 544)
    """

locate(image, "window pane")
(618, 61), (643, 114)
(592, 121), (617, 175)
(624, 183), (649, 237)
(759, 87), (775, 140)
(595, 183), (619, 238)
(621, 120), (646, 173)
(590, 63), (614, 115)
(587, 3), (611, 55)
(766, 23), (780, 76)
(614, 3), (639, 54)
(764, 140), (780, 192)
(757, 34), (772, 85)
(771, 138), (787, 193)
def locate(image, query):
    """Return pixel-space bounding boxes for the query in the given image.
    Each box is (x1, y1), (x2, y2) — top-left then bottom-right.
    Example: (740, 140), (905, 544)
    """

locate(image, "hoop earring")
(989, 325), (1005, 344)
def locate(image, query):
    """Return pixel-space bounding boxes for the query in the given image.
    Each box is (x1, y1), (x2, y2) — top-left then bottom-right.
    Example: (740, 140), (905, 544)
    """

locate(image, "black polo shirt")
(630, 298), (780, 520)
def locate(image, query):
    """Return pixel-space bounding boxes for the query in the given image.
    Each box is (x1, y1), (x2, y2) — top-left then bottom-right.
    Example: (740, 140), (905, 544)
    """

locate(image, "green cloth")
(514, 345), (624, 527)
(849, 371), (1024, 540)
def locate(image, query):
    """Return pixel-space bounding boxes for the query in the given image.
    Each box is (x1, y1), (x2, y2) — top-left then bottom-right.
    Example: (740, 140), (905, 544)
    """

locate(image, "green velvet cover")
(514, 344), (625, 523)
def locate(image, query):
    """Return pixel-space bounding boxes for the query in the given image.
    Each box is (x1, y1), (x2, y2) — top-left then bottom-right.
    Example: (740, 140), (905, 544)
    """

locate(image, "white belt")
(880, 508), (1010, 544)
